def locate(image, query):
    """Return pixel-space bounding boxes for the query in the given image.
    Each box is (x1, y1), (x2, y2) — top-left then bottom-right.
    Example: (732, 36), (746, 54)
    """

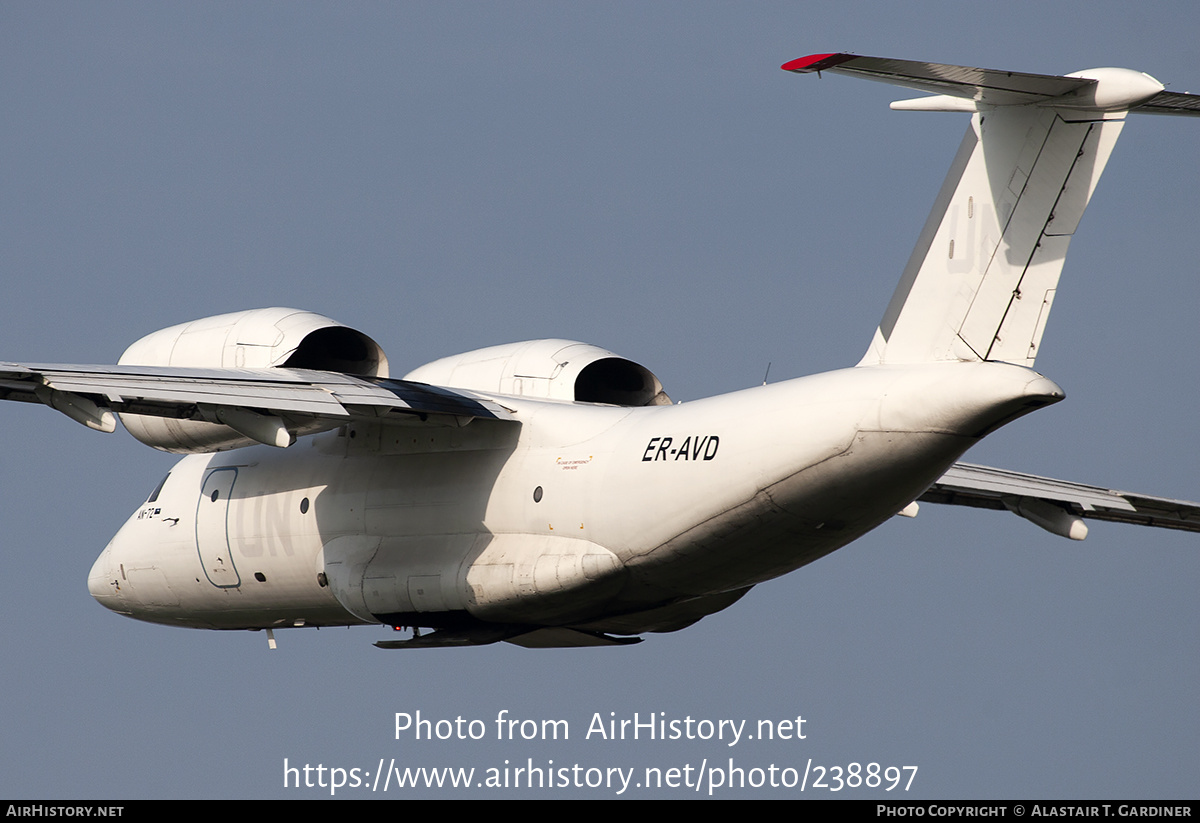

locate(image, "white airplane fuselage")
(24, 54), (1192, 647)
(88, 360), (1061, 635)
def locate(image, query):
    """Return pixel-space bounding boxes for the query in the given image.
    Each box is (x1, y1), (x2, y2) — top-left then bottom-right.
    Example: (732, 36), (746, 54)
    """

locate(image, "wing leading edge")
(0, 362), (515, 450)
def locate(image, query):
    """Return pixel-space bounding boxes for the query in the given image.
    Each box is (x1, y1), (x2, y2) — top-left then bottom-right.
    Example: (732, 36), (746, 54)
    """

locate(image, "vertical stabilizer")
(781, 54), (1198, 368)
(860, 107), (1124, 367)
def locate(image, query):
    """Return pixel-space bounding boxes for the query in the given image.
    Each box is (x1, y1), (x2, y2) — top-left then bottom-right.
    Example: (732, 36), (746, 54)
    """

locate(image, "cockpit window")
(146, 474), (170, 503)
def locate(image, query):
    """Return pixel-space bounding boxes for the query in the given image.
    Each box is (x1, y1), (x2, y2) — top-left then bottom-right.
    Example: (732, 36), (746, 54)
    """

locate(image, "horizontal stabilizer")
(784, 53), (1096, 106)
(782, 53), (1200, 115)
(1134, 90), (1200, 116)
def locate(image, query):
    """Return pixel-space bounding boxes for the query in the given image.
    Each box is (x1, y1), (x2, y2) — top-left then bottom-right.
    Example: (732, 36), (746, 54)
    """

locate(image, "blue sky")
(1, 1), (1196, 798)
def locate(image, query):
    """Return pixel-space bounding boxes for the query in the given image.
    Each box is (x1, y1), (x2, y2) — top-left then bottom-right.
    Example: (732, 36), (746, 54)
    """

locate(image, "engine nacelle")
(118, 308), (388, 453)
(404, 339), (671, 406)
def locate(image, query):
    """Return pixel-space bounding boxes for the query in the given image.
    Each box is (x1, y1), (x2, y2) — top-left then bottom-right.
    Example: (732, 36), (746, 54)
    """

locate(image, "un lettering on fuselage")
(641, 435), (719, 462)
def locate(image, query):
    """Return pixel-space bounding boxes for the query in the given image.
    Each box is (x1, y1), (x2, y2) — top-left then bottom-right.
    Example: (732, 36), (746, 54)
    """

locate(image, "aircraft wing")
(0, 362), (515, 447)
(920, 463), (1200, 539)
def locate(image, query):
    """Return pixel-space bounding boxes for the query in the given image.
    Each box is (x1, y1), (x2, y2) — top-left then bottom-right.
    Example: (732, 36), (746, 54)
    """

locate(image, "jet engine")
(118, 308), (389, 453)
(404, 339), (671, 406)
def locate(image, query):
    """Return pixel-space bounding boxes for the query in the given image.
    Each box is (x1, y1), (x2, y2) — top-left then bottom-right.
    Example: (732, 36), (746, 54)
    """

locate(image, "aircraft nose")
(87, 542), (128, 614)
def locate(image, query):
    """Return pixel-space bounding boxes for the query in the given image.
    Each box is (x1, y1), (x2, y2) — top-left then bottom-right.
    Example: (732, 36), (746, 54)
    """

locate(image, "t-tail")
(783, 54), (1200, 368)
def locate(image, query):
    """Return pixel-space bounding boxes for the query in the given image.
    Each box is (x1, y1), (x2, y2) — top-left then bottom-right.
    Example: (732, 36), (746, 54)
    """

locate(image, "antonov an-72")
(4, 54), (1197, 649)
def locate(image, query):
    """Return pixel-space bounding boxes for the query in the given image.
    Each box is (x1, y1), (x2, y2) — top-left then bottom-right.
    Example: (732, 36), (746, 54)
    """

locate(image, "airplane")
(2, 54), (1198, 650)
